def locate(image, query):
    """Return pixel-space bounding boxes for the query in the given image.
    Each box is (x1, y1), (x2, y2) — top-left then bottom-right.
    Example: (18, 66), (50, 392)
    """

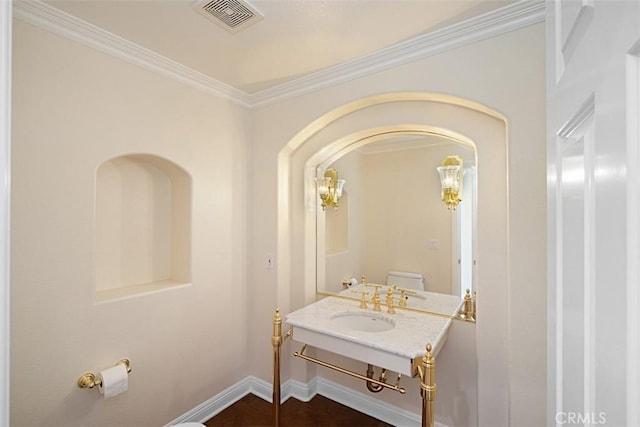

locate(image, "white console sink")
(285, 290), (462, 376)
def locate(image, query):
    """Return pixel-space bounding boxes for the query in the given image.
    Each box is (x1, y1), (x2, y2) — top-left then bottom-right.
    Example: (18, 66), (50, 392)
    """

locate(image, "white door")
(547, 1), (640, 426)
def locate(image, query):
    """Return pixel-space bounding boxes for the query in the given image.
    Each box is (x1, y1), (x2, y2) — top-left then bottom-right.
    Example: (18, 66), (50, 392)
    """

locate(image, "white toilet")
(386, 271), (425, 291)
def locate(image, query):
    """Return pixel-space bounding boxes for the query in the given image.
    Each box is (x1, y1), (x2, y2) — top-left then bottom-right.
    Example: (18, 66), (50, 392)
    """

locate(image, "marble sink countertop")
(285, 289), (463, 366)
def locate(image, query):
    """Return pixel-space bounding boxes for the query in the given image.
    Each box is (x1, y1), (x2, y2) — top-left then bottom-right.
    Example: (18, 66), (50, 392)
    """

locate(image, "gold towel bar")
(77, 359), (131, 389)
(293, 344), (406, 394)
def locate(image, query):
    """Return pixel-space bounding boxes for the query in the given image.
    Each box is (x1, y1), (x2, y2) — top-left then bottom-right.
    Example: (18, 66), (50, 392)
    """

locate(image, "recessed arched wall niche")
(94, 154), (191, 303)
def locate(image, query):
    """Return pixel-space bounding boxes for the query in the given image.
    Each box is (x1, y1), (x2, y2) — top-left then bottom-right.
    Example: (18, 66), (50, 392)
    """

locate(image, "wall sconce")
(437, 155), (463, 210)
(316, 168), (345, 210)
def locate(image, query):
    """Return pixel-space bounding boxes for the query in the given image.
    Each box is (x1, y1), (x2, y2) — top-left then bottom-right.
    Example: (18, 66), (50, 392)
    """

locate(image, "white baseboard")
(315, 377), (423, 427)
(164, 376), (252, 426)
(164, 376), (315, 426)
(165, 376), (447, 427)
(244, 375), (318, 403)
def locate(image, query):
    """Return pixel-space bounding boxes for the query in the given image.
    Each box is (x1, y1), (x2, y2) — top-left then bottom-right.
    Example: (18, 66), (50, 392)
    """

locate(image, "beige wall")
(11, 20), (249, 426)
(11, 15), (545, 427)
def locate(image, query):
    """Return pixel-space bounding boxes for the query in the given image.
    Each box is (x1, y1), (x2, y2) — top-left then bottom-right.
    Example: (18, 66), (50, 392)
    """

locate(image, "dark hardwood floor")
(204, 393), (393, 427)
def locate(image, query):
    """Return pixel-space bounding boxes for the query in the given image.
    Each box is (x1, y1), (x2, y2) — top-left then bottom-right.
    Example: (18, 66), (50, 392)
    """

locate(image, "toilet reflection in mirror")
(316, 134), (476, 314)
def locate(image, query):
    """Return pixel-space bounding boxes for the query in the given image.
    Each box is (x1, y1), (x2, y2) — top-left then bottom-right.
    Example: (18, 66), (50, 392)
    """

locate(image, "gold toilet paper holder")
(77, 359), (131, 389)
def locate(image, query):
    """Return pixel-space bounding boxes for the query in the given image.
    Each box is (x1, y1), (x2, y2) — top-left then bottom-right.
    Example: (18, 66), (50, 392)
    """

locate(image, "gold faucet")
(397, 287), (418, 307)
(365, 284), (382, 311)
(385, 288), (396, 314)
(351, 289), (369, 309)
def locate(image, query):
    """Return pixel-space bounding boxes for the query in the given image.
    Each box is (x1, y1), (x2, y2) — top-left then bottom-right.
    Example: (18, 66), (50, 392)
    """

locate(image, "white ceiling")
(42, 0), (516, 94)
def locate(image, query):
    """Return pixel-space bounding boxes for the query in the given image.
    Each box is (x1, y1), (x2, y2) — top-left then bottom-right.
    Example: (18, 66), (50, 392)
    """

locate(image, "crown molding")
(13, 0), (545, 109)
(248, 0), (545, 107)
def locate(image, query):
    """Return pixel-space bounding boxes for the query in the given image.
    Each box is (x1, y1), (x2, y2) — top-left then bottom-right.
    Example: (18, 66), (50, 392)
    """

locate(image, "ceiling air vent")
(193, 0), (264, 34)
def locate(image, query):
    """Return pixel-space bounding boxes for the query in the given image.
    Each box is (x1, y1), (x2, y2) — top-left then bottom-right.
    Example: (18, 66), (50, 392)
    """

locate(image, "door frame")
(0, 1), (12, 425)
(626, 40), (640, 427)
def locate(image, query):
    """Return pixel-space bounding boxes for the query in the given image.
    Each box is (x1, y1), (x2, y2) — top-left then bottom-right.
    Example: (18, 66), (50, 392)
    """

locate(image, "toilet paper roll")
(349, 278), (358, 287)
(98, 363), (128, 399)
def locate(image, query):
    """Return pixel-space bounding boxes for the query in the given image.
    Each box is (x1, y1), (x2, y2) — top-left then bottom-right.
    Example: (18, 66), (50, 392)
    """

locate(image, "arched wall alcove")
(277, 92), (510, 418)
(94, 153), (192, 303)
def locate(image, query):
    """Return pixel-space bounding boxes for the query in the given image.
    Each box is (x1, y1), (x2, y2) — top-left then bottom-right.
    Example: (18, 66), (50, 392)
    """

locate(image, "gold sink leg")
(419, 343), (436, 427)
(272, 308), (291, 427)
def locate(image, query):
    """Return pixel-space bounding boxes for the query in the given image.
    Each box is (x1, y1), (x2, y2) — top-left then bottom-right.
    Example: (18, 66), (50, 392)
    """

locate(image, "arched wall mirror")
(315, 131), (477, 315)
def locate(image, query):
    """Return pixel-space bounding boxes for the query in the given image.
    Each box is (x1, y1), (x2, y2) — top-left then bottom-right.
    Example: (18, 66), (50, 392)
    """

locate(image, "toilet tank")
(386, 271), (425, 291)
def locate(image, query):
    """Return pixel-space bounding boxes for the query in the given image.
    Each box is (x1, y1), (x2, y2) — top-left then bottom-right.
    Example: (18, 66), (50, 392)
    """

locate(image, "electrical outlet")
(266, 254), (275, 269)
(428, 239), (440, 250)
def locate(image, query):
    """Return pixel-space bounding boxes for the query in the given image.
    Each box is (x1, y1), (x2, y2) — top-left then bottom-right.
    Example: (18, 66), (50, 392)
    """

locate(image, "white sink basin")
(329, 311), (395, 332)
